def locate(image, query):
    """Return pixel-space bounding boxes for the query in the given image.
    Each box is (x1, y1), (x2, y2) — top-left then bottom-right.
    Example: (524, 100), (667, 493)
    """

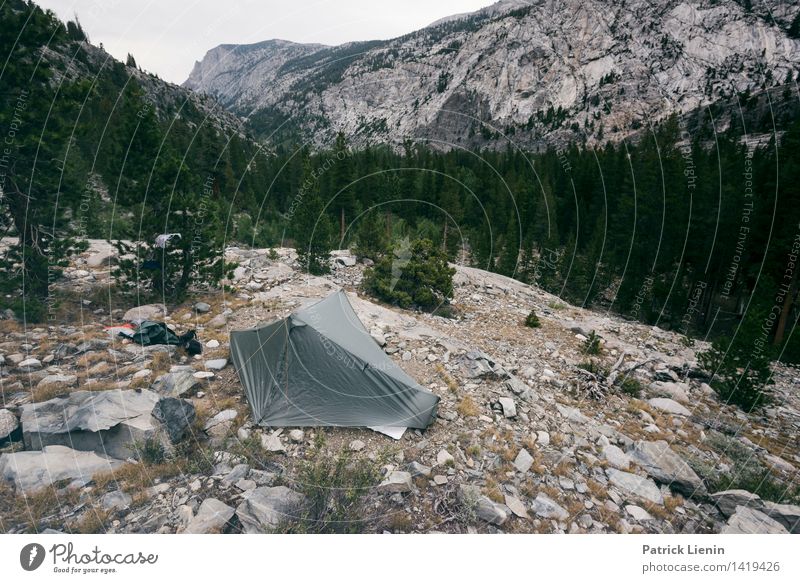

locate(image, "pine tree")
(292, 157), (334, 274)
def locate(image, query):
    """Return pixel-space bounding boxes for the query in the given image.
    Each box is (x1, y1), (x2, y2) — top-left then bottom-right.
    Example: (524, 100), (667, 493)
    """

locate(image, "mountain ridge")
(184, 0), (800, 149)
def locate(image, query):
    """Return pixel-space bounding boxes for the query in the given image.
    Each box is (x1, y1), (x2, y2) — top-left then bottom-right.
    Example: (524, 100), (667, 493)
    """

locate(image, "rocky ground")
(0, 240), (798, 534)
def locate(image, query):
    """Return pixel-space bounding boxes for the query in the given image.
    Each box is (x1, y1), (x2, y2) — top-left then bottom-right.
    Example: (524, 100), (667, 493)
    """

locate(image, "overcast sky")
(36, 0), (492, 84)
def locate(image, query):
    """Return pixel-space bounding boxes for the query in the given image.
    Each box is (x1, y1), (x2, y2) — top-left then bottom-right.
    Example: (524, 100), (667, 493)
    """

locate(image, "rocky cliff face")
(184, 0), (800, 149)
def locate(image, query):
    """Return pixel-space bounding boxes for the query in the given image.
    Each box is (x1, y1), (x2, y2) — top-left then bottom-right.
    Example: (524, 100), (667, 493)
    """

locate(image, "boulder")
(204, 409), (238, 437)
(0, 445), (123, 493)
(86, 250), (117, 268)
(458, 484), (508, 526)
(625, 505), (654, 521)
(207, 314), (227, 329)
(151, 397), (196, 443)
(629, 440), (706, 498)
(602, 444), (632, 470)
(122, 304), (167, 323)
(710, 489), (764, 518)
(531, 493), (568, 520)
(204, 359), (228, 371)
(0, 409), (20, 444)
(260, 432), (285, 453)
(236, 486), (307, 533)
(647, 398), (691, 416)
(606, 469), (664, 505)
(193, 302), (211, 314)
(498, 397), (517, 418)
(36, 374), (78, 391)
(151, 370), (202, 398)
(378, 471), (413, 493)
(504, 494), (530, 519)
(408, 461), (431, 477)
(648, 381), (690, 403)
(17, 358), (42, 372)
(513, 448), (534, 473)
(762, 501), (800, 533)
(20, 389), (161, 459)
(101, 490), (132, 512)
(184, 498), (235, 534)
(458, 484), (507, 526)
(721, 506), (789, 534)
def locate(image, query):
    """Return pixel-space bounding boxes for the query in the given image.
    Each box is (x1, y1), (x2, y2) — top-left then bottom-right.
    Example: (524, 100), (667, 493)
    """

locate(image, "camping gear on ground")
(229, 289), (440, 431)
(123, 321), (202, 354)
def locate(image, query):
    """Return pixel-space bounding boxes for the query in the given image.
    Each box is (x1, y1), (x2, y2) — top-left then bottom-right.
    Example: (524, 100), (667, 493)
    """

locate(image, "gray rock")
(194, 302), (211, 313)
(625, 505), (654, 521)
(378, 471), (413, 493)
(629, 440), (706, 498)
(123, 304), (167, 323)
(151, 370), (201, 398)
(36, 374), (78, 390)
(436, 449), (455, 466)
(236, 486), (307, 533)
(602, 444), (631, 470)
(504, 494), (530, 519)
(498, 397), (517, 418)
(710, 489), (764, 518)
(207, 314), (227, 329)
(513, 448), (534, 473)
(606, 469), (664, 505)
(648, 381), (690, 403)
(0, 445), (123, 493)
(721, 506), (789, 534)
(86, 250), (117, 268)
(184, 498), (235, 533)
(222, 464), (251, 485)
(762, 501), (800, 533)
(288, 429), (304, 443)
(151, 397), (196, 443)
(204, 409), (238, 437)
(101, 490), (132, 512)
(260, 432), (285, 453)
(531, 493), (569, 520)
(349, 439), (365, 451)
(458, 484), (507, 526)
(204, 359), (228, 371)
(0, 409), (19, 444)
(408, 461), (431, 477)
(17, 358), (42, 372)
(647, 398), (691, 416)
(21, 389), (161, 459)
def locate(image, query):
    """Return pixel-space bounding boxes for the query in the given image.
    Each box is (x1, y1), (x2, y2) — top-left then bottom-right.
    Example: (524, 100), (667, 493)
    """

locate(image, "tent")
(230, 290), (440, 431)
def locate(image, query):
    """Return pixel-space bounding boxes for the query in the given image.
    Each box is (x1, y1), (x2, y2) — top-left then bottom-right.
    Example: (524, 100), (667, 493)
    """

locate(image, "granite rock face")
(20, 389), (161, 459)
(185, 0), (800, 150)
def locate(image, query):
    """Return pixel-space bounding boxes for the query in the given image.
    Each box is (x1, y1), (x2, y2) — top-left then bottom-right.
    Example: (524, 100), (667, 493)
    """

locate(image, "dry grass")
(456, 395), (480, 417)
(553, 460), (574, 477)
(465, 444), (481, 458)
(0, 319), (23, 334)
(384, 511), (414, 533)
(0, 482), (81, 533)
(87, 361), (113, 376)
(93, 461), (185, 494)
(76, 351), (111, 368)
(435, 364), (459, 393)
(72, 506), (111, 534)
(483, 478), (504, 503)
(586, 479), (609, 500)
(150, 352), (173, 374)
(646, 494), (683, 519)
(128, 375), (151, 389)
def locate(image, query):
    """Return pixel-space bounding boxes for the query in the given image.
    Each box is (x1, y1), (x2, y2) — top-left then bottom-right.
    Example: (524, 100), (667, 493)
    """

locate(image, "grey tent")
(230, 290), (440, 429)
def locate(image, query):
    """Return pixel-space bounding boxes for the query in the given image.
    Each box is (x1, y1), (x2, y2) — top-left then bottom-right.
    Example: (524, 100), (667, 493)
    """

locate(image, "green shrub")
(285, 447), (382, 534)
(698, 333), (772, 411)
(583, 331), (602, 355)
(524, 309), (541, 328)
(362, 238), (455, 310)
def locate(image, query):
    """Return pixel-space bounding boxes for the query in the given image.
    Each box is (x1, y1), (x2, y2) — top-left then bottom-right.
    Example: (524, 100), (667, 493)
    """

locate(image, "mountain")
(184, 0), (800, 149)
